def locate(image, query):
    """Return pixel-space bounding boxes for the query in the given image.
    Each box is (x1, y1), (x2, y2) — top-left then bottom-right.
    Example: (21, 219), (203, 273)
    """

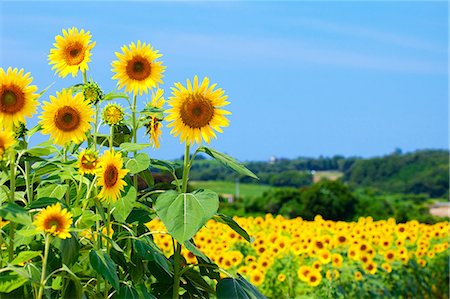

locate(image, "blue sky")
(0, 1), (448, 161)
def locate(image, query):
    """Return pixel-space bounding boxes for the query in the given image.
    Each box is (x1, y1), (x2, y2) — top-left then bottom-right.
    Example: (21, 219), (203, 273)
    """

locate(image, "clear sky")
(0, 1), (448, 161)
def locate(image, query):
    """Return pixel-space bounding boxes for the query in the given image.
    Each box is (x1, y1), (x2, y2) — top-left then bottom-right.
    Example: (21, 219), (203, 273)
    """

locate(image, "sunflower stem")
(172, 143), (191, 299)
(23, 137), (33, 204)
(94, 104), (99, 150)
(109, 125), (114, 149)
(8, 147), (16, 262)
(82, 70), (87, 84)
(37, 234), (51, 299)
(63, 147), (70, 206)
(132, 94), (138, 190)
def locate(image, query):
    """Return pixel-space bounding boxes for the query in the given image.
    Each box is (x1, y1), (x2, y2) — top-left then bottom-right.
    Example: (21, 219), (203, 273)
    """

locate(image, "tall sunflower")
(97, 150), (129, 202)
(0, 128), (15, 158)
(40, 89), (94, 146)
(33, 203), (73, 239)
(166, 76), (230, 144)
(48, 27), (96, 78)
(0, 67), (38, 128)
(111, 40), (165, 96)
(77, 149), (99, 175)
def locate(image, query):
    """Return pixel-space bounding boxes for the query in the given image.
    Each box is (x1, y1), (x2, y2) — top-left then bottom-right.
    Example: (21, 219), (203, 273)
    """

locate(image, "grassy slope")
(190, 180), (273, 198)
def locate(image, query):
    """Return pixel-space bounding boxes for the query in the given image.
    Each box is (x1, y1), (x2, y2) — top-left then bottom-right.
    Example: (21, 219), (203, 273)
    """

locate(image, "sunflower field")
(0, 27), (449, 299)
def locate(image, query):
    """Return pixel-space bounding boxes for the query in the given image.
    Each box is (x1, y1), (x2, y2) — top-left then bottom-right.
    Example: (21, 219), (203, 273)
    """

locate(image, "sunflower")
(40, 90), (94, 146)
(144, 88), (165, 148)
(0, 128), (15, 158)
(77, 149), (99, 175)
(307, 269), (322, 287)
(0, 67), (38, 128)
(166, 76), (230, 144)
(33, 203), (73, 239)
(111, 40), (165, 96)
(102, 103), (124, 126)
(48, 27), (96, 78)
(97, 150), (128, 202)
(277, 273), (286, 282)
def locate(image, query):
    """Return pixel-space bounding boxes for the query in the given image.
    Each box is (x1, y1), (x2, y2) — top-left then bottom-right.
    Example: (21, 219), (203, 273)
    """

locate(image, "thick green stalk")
(94, 104), (99, 150)
(63, 147), (70, 206)
(109, 125), (114, 149)
(132, 94), (138, 190)
(23, 138), (33, 203)
(82, 70), (87, 84)
(8, 148), (16, 262)
(172, 143), (191, 299)
(37, 235), (50, 299)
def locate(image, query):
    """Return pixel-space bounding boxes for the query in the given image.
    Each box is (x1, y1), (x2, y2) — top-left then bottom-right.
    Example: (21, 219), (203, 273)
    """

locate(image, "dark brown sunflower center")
(126, 56), (151, 81)
(54, 106), (81, 132)
(180, 94), (214, 129)
(44, 216), (63, 231)
(0, 85), (25, 114)
(104, 165), (119, 187)
(65, 42), (85, 65)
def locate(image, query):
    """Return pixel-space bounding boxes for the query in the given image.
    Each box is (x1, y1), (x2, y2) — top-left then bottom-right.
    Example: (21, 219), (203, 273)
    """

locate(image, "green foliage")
(345, 150), (449, 198)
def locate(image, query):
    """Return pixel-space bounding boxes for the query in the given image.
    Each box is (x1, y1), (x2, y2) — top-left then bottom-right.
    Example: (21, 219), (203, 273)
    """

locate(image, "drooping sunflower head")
(83, 81), (103, 105)
(166, 76), (230, 144)
(48, 27), (96, 78)
(40, 89), (94, 146)
(102, 103), (124, 126)
(33, 203), (73, 239)
(97, 150), (129, 202)
(77, 149), (99, 175)
(111, 40), (165, 96)
(0, 128), (15, 159)
(144, 89), (165, 148)
(0, 67), (38, 128)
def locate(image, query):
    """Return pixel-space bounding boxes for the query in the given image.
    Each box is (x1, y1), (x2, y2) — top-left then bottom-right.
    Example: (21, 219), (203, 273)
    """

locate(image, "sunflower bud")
(14, 122), (27, 139)
(83, 81), (103, 105)
(102, 103), (124, 126)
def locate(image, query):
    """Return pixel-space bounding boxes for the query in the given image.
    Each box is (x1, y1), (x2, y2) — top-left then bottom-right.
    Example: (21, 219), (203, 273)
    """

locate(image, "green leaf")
(36, 184), (68, 201)
(26, 147), (53, 157)
(27, 197), (59, 209)
(89, 250), (120, 290)
(10, 251), (41, 266)
(0, 273), (28, 293)
(149, 159), (181, 172)
(155, 189), (219, 243)
(184, 240), (210, 262)
(134, 237), (171, 274)
(183, 269), (215, 294)
(197, 146), (258, 179)
(112, 185), (136, 223)
(0, 202), (31, 226)
(137, 169), (154, 188)
(213, 214), (252, 243)
(103, 91), (129, 101)
(120, 143), (150, 152)
(216, 278), (251, 299)
(116, 284), (140, 299)
(126, 153), (151, 174)
(60, 233), (80, 266)
(26, 124), (42, 138)
(236, 274), (267, 299)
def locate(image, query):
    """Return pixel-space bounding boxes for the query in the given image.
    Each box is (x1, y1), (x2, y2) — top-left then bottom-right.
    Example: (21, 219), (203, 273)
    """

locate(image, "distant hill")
(343, 150), (449, 198)
(186, 149), (449, 197)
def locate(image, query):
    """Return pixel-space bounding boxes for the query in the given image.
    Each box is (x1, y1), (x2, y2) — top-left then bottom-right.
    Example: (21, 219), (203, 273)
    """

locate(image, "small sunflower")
(83, 81), (103, 105)
(144, 88), (165, 148)
(102, 103), (124, 126)
(0, 128), (15, 158)
(33, 203), (73, 239)
(77, 149), (99, 175)
(97, 150), (129, 202)
(0, 67), (38, 128)
(40, 89), (94, 146)
(48, 27), (96, 78)
(166, 76), (230, 144)
(111, 40), (165, 96)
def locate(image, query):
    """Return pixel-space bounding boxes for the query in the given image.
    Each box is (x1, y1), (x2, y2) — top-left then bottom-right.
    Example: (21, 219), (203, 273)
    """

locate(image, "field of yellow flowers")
(149, 214), (450, 299)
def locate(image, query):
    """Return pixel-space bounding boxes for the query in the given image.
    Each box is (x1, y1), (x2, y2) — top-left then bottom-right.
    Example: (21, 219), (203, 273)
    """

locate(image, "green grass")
(190, 180), (273, 198)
